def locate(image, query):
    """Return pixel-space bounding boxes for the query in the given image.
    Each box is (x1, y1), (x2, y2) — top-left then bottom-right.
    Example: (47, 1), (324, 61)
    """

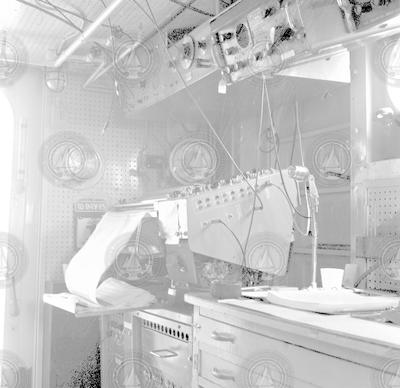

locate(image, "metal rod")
(310, 206), (318, 289)
(16, 0), (82, 32)
(54, 0), (125, 68)
(83, 0), (199, 88)
(168, 0), (215, 17)
(83, 43), (139, 89)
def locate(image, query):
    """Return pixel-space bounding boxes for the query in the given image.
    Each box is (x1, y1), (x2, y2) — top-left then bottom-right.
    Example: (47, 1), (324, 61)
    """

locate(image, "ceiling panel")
(0, 0), (214, 67)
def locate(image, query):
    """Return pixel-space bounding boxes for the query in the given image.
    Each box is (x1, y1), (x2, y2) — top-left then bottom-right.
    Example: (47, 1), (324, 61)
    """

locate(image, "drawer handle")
(211, 331), (235, 343)
(150, 349), (178, 358)
(211, 368), (235, 381)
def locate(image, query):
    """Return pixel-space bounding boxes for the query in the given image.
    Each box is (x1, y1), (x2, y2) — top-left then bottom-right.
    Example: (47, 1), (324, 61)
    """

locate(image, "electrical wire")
(130, 0), (264, 210)
(242, 78), (266, 267)
(295, 100), (305, 167)
(42, 0), (83, 32)
(168, 0), (215, 17)
(264, 81), (310, 220)
(289, 118), (297, 166)
(354, 262), (382, 289)
(210, 220), (245, 261)
(99, 0), (122, 133)
(35, 0), (117, 29)
(16, 0), (83, 32)
(292, 100), (312, 236)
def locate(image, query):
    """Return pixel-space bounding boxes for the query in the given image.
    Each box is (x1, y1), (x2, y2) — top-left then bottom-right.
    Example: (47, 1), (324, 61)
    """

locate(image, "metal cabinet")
(188, 293), (400, 388)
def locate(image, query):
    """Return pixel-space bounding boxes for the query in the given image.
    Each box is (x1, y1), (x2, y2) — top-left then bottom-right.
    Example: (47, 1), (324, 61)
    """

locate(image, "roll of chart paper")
(65, 210), (153, 305)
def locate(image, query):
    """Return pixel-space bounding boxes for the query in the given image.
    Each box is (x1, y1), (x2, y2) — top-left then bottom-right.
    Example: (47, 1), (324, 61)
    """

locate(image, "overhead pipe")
(53, 0), (125, 68)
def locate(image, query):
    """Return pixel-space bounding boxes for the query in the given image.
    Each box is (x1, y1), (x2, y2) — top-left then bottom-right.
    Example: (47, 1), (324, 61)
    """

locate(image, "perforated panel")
(366, 184), (400, 292)
(367, 186), (400, 238)
(41, 72), (149, 282)
(366, 259), (400, 292)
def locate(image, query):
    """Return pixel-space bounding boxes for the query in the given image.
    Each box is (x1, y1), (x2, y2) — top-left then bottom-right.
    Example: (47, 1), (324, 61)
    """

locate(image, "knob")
(221, 32), (233, 41)
(198, 40), (207, 50)
(225, 47), (239, 55)
(196, 59), (212, 68)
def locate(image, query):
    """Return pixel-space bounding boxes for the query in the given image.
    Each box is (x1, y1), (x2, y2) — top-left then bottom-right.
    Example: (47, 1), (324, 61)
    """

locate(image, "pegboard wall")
(366, 184), (400, 292)
(367, 186), (400, 238)
(40, 72), (160, 283)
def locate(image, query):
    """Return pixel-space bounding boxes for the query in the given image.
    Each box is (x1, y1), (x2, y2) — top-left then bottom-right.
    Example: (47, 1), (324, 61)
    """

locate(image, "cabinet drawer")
(142, 327), (192, 387)
(198, 343), (375, 388)
(196, 317), (375, 388)
(199, 349), (244, 388)
(199, 348), (294, 388)
(196, 314), (274, 360)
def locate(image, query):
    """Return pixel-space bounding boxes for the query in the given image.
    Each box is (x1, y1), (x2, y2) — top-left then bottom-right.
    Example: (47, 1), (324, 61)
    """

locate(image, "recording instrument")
(211, 0), (307, 84)
(168, 22), (215, 81)
(336, 0), (400, 31)
(185, 169), (297, 276)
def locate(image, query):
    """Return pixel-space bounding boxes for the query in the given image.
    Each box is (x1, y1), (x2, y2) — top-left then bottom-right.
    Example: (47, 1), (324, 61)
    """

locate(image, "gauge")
(179, 35), (196, 71)
(236, 22), (250, 49)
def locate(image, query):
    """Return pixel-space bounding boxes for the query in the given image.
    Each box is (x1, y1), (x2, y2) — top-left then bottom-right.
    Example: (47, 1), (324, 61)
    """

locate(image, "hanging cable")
(292, 100), (311, 235)
(16, 0), (83, 32)
(295, 101), (305, 167)
(210, 220), (245, 260)
(41, 0), (83, 32)
(99, 0), (122, 133)
(130, 0), (264, 209)
(168, 0), (215, 17)
(264, 81), (310, 220)
(243, 78), (266, 267)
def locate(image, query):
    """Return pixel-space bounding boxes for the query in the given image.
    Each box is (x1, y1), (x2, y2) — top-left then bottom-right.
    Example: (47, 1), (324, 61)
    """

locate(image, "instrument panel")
(211, 0), (308, 83)
(183, 169), (298, 276)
